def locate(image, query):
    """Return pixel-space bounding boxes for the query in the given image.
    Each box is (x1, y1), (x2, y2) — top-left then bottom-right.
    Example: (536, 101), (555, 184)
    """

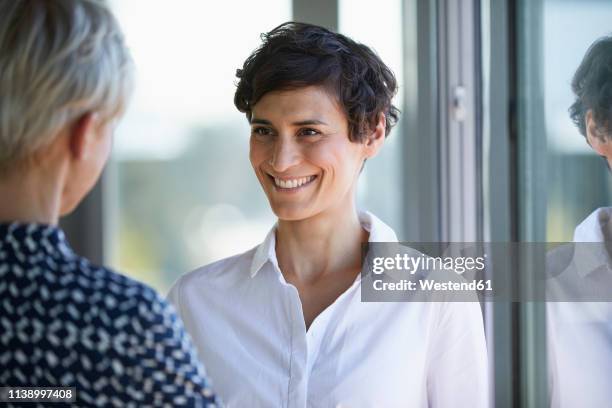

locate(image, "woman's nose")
(269, 138), (301, 173)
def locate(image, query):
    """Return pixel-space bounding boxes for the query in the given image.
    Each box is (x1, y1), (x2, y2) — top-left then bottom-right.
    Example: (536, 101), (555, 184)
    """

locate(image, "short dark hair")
(234, 22), (400, 141)
(569, 36), (612, 141)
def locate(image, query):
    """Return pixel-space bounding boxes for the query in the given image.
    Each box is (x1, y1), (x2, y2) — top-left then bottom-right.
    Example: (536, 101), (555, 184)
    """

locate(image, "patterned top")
(0, 223), (221, 407)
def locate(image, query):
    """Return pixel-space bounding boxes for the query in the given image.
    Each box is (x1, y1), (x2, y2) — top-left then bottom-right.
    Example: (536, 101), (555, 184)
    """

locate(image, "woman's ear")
(68, 112), (98, 161)
(364, 112), (386, 158)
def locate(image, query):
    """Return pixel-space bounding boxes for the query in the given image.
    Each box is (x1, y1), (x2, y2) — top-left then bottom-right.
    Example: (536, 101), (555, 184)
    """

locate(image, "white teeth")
(273, 176), (315, 189)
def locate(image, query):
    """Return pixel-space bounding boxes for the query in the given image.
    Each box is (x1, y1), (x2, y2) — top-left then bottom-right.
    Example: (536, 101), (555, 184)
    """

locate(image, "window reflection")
(544, 0), (612, 240)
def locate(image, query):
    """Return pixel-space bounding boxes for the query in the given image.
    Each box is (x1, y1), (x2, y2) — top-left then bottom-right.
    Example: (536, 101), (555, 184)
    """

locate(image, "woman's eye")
(299, 128), (320, 137)
(252, 127), (272, 136)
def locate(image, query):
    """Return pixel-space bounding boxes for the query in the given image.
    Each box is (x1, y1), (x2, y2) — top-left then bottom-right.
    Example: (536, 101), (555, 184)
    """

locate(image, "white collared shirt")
(168, 211), (488, 408)
(547, 207), (612, 408)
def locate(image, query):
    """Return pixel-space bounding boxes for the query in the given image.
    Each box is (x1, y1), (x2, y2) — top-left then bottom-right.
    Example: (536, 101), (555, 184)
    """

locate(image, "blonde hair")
(0, 0), (133, 170)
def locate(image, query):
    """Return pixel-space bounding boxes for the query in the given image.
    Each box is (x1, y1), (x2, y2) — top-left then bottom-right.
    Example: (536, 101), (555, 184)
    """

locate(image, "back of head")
(0, 0), (133, 172)
(569, 36), (612, 141)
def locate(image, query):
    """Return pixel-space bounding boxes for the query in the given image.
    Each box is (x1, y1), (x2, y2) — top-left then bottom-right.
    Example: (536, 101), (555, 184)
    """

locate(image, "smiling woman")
(168, 22), (488, 407)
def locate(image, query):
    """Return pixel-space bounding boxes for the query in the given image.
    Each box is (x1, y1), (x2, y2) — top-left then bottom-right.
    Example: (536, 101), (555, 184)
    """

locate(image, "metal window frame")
(514, 0), (548, 406)
(481, 1), (517, 406)
(401, 0), (442, 242)
(438, 0), (483, 242)
(483, 0), (549, 406)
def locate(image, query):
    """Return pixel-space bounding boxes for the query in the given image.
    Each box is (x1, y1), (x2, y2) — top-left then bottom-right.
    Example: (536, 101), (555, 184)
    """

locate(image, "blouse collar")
(0, 222), (74, 259)
(249, 211), (398, 278)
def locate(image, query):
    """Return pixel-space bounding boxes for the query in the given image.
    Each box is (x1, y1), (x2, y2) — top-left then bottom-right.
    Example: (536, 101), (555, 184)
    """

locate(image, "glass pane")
(107, 1), (291, 293)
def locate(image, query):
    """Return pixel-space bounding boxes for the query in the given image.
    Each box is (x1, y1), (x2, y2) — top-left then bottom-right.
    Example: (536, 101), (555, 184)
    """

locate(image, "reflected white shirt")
(548, 207), (612, 408)
(168, 211), (488, 408)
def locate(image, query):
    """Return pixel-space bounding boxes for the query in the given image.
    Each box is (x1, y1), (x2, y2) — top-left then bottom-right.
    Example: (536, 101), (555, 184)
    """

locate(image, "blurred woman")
(169, 22), (487, 407)
(0, 0), (219, 405)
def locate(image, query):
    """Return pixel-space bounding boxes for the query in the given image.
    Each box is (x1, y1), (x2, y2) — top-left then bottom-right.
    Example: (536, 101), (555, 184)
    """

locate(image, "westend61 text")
(372, 279), (493, 292)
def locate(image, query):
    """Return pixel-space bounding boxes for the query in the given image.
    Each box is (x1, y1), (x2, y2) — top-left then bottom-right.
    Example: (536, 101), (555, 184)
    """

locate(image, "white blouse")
(168, 211), (488, 408)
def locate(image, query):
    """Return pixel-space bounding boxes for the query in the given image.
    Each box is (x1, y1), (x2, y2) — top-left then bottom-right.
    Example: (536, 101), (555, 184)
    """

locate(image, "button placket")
(284, 282), (308, 408)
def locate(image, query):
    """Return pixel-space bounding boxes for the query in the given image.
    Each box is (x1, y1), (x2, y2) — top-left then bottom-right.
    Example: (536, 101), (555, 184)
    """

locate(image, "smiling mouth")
(267, 174), (318, 191)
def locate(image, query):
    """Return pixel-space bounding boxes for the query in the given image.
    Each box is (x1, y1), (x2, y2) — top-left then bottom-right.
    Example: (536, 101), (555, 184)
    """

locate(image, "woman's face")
(249, 85), (372, 221)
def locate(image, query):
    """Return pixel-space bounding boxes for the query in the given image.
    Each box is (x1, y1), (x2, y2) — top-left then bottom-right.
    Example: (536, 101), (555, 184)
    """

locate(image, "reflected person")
(0, 0), (220, 405)
(547, 35), (612, 408)
(168, 22), (488, 407)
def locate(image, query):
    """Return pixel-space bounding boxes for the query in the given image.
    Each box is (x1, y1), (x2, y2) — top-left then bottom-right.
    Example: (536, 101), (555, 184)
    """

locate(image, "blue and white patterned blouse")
(0, 223), (221, 407)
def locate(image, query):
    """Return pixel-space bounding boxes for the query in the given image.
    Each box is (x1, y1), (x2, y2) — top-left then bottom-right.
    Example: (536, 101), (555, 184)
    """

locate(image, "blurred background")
(59, 0), (612, 407)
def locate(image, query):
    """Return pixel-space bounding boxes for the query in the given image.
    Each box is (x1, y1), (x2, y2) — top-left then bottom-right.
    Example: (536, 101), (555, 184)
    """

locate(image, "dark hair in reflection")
(570, 35), (612, 141)
(234, 22), (400, 141)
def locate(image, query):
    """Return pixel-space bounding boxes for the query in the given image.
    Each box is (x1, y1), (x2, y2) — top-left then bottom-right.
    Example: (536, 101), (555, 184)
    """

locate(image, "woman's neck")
(0, 165), (64, 225)
(275, 199), (368, 284)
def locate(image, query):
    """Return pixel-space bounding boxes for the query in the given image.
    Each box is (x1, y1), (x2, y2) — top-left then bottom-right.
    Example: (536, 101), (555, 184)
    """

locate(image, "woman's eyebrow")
(250, 118), (329, 126)
(292, 119), (328, 126)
